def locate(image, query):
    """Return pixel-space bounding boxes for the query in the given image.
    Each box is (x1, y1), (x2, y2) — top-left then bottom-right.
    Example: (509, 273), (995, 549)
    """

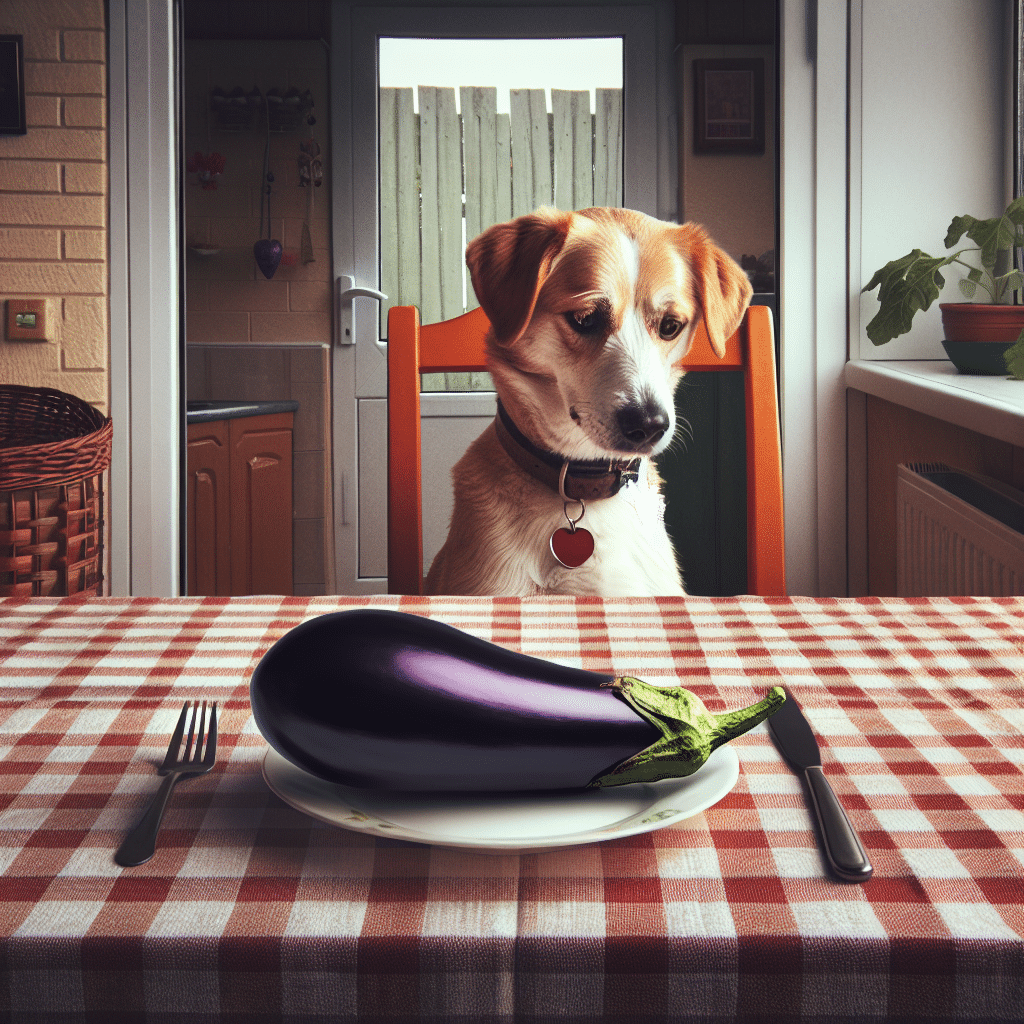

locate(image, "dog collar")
(493, 401), (641, 501)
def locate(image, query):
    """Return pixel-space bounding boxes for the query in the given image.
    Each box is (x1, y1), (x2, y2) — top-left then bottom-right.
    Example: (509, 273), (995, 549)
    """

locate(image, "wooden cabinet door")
(186, 419), (231, 595)
(229, 414), (294, 596)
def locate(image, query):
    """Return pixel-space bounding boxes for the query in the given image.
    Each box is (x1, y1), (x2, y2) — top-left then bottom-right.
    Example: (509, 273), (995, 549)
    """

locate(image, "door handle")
(336, 276), (387, 346)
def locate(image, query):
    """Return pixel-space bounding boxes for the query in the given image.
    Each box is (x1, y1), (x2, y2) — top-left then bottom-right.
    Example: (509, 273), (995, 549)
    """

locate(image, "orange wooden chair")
(387, 303), (785, 596)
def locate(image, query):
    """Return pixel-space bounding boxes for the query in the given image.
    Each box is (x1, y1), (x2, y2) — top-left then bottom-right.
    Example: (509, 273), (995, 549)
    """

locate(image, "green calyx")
(589, 678), (786, 788)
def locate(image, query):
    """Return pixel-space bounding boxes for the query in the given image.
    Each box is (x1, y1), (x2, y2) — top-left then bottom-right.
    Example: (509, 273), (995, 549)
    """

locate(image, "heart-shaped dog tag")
(550, 527), (595, 568)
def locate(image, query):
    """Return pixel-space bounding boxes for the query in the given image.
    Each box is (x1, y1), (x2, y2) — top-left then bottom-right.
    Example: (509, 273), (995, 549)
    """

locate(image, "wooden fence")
(380, 84), (623, 331)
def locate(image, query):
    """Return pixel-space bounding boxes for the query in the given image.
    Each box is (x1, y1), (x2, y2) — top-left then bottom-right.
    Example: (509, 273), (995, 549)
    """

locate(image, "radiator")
(896, 463), (1024, 597)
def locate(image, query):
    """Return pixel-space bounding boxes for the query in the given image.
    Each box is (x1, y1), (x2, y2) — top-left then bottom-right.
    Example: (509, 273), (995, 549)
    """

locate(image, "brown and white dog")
(425, 206), (752, 597)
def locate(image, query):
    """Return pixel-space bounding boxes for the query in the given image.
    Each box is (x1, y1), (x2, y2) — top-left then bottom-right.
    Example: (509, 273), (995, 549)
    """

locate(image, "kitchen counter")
(185, 399), (299, 424)
(845, 359), (1024, 445)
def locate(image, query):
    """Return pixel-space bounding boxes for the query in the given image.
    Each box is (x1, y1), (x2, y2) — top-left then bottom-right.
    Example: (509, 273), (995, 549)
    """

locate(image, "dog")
(424, 206), (752, 597)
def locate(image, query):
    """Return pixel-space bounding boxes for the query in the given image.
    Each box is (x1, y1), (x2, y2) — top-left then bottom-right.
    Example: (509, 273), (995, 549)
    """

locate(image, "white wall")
(678, 43), (776, 262)
(854, 0), (1012, 361)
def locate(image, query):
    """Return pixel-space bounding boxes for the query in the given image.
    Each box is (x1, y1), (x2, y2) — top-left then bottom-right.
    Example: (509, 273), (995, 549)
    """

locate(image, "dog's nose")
(617, 403), (669, 448)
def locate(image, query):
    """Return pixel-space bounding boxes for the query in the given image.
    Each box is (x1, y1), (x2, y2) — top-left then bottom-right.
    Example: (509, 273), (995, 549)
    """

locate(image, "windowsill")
(844, 359), (1024, 447)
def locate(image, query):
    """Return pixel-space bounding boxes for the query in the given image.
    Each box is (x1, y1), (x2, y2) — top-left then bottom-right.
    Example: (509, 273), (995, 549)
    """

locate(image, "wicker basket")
(0, 385), (112, 597)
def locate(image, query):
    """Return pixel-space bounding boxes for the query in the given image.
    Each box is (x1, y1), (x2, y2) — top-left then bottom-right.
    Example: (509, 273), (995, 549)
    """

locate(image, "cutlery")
(115, 701), (217, 867)
(767, 689), (873, 883)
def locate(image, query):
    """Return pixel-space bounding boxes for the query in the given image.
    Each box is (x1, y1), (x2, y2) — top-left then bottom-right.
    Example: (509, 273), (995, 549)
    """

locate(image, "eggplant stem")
(589, 679), (786, 788)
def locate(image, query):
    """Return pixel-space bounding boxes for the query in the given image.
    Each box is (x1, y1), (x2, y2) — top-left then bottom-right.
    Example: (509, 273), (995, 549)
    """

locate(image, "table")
(0, 595), (1021, 1023)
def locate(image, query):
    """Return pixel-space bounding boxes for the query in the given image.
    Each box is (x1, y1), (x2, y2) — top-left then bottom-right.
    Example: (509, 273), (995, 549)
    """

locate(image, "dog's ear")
(466, 208), (572, 345)
(676, 223), (753, 359)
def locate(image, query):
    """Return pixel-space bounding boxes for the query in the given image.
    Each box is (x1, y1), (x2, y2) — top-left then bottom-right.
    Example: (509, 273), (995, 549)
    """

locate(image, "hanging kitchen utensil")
(254, 109), (282, 280)
(254, 235), (282, 280)
(298, 107), (320, 265)
(300, 184), (315, 265)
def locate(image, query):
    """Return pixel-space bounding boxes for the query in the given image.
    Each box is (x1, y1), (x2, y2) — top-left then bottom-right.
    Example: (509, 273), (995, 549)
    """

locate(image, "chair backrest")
(387, 303), (785, 596)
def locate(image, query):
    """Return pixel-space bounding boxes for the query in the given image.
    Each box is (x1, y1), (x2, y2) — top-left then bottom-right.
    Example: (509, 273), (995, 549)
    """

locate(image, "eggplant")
(249, 609), (784, 792)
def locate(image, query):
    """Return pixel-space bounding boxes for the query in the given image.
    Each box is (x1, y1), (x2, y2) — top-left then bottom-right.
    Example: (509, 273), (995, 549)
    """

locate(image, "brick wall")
(0, 0), (108, 413)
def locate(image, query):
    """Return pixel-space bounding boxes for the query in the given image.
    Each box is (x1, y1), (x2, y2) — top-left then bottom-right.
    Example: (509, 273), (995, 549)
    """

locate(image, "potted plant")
(863, 195), (1024, 377)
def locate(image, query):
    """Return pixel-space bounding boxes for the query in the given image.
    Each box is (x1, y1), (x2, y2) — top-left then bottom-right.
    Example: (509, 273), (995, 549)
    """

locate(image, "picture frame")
(0, 35), (27, 136)
(694, 58), (764, 155)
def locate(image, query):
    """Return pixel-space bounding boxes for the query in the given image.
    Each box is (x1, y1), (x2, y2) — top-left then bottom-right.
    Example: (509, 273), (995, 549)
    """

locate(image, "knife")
(767, 690), (873, 883)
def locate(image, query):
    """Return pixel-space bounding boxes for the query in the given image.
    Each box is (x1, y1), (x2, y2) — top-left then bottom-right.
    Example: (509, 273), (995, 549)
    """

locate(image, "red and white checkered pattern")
(0, 595), (1022, 1022)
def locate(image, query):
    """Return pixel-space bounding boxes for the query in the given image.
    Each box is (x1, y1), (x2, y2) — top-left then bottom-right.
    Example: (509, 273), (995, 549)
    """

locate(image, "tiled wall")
(182, 39), (332, 347)
(0, 0), (108, 412)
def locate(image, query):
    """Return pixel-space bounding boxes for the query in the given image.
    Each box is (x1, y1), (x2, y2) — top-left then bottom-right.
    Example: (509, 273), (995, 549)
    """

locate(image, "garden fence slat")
(495, 112), (512, 225)
(461, 86), (502, 311)
(510, 88), (552, 216)
(418, 86), (462, 324)
(379, 86), (399, 319)
(552, 89), (594, 212)
(594, 87), (623, 208)
(379, 87), (420, 321)
(418, 86), (441, 325)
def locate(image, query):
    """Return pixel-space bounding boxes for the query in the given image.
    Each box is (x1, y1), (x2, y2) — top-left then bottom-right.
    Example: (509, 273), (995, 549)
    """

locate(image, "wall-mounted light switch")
(5, 299), (49, 342)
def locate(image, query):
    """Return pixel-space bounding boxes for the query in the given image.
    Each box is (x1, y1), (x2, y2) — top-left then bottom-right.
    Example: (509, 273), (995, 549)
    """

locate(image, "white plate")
(262, 745), (739, 854)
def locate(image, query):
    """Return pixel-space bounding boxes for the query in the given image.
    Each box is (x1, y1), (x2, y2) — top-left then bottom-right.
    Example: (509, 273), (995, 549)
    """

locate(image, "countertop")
(185, 399), (299, 424)
(845, 359), (1024, 446)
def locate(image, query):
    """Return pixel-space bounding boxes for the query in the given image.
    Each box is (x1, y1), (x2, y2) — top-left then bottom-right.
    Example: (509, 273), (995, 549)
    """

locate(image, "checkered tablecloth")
(0, 594), (1022, 1023)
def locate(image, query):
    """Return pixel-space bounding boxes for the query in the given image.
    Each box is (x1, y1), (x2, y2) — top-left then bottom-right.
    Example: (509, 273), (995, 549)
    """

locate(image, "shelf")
(844, 360), (1024, 448)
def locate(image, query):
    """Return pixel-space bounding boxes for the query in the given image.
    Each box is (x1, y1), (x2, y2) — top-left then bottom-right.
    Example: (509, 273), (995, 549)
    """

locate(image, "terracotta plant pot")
(939, 303), (1024, 342)
(939, 303), (1024, 375)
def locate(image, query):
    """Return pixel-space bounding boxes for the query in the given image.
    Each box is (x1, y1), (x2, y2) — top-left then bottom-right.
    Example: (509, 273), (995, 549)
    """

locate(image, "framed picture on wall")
(0, 35), (27, 136)
(694, 58), (764, 154)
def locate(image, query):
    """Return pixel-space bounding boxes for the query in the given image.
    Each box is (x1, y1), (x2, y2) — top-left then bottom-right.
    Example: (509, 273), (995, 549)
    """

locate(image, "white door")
(329, 3), (675, 593)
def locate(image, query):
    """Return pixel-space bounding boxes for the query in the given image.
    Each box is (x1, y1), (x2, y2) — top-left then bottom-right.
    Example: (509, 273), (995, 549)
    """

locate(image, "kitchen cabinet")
(186, 403), (296, 595)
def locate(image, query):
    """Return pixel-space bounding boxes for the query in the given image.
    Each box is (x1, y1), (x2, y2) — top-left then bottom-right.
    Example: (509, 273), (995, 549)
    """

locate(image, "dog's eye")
(659, 316), (685, 340)
(565, 310), (603, 335)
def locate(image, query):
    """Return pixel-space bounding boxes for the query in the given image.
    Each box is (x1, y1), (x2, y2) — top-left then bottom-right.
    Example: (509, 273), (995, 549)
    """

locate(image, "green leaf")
(945, 197), (1024, 274)
(996, 268), (1024, 295)
(1004, 328), (1024, 380)
(958, 266), (983, 301)
(944, 214), (979, 250)
(863, 249), (954, 345)
(1004, 194), (1024, 234)
(863, 249), (919, 294)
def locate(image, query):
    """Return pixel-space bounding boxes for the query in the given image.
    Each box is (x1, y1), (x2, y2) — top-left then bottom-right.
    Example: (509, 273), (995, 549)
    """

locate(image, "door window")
(378, 37), (623, 391)
(335, 5), (663, 590)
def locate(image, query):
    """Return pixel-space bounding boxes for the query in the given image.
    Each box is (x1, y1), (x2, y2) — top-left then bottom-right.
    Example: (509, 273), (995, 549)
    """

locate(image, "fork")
(114, 700), (218, 867)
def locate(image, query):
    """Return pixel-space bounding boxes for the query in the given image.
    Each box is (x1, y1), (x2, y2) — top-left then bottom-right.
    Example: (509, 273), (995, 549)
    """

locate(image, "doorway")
(180, 35), (334, 596)
(331, 3), (674, 593)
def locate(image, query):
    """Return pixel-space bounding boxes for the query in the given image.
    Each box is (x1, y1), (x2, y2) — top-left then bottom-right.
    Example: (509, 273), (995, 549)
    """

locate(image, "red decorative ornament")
(187, 151), (226, 190)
